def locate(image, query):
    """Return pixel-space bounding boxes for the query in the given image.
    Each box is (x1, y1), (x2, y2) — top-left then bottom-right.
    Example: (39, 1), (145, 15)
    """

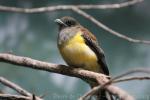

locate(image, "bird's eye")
(66, 20), (75, 26)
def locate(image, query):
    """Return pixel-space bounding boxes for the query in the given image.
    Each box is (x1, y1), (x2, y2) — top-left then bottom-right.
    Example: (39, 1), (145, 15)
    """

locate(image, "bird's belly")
(60, 42), (99, 72)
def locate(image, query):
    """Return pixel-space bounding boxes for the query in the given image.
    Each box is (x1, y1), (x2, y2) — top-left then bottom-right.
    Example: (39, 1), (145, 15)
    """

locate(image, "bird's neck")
(57, 26), (81, 47)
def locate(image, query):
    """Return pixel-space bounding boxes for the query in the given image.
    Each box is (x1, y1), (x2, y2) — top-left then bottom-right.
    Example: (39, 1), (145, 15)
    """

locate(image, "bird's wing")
(81, 28), (109, 75)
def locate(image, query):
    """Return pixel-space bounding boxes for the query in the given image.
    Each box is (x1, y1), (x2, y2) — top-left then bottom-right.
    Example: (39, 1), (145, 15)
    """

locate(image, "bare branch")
(0, 94), (32, 100)
(0, 77), (31, 97)
(79, 75), (150, 100)
(72, 7), (150, 45)
(112, 68), (150, 81)
(0, 0), (148, 45)
(0, 0), (143, 13)
(114, 76), (150, 83)
(0, 53), (134, 100)
(79, 85), (101, 100)
(79, 69), (150, 100)
(0, 77), (43, 100)
(78, 0), (144, 9)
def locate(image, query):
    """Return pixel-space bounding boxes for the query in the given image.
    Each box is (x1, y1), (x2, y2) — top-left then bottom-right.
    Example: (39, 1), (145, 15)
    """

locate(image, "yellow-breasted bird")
(55, 16), (113, 100)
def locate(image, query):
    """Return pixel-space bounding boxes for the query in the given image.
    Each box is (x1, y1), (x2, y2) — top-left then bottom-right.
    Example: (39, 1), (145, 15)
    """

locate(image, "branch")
(79, 75), (150, 100)
(0, 94), (33, 100)
(79, 85), (101, 100)
(0, 77), (31, 96)
(112, 68), (150, 81)
(79, 73), (150, 100)
(72, 7), (150, 45)
(113, 76), (150, 83)
(0, 77), (42, 100)
(0, 0), (143, 13)
(0, 0), (149, 45)
(0, 53), (134, 100)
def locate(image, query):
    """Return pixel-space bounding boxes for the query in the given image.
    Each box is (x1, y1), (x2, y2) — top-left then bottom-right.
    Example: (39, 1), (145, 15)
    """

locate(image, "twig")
(112, 68), (150, 81)
(0, 0), (143, 13)
(113, 76), (150, 83)
(79, 69), (150, 100)
(79, 85), (101, 100)
(0, 77), (31, 96)
(0, 0), (148, 45)
(72, 7), (150, 45)
(76, 0), (143, 9)
(0, 77), (43, 100)
(0, 94), (32, 100)
(0, 53), (134, 100)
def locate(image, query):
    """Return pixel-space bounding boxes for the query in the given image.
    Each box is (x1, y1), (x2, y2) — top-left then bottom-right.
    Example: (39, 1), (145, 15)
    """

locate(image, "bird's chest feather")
(59, 33), (99, 72)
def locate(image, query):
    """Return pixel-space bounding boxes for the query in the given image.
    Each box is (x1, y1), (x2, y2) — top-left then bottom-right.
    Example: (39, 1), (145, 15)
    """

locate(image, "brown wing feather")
(81, 28), (109, 75)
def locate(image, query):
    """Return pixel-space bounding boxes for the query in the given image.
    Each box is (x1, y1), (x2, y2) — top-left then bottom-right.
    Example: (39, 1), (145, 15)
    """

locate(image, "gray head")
(55, 16), (80, 30)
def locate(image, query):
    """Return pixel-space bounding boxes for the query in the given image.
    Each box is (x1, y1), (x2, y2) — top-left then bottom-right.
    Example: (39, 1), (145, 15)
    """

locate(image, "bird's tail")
(83, 78), (113, 100)
(95, 89), (114, 100)
(89, 82), (114, 100)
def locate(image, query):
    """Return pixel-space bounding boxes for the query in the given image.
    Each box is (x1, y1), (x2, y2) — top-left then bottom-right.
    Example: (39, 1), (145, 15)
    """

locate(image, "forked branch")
(0, 53), (134, 100)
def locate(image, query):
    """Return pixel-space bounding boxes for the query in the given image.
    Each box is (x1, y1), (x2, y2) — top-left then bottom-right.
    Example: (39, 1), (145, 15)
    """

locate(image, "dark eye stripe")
(67, 21), (71, 25)
(65, 20), (76, 26)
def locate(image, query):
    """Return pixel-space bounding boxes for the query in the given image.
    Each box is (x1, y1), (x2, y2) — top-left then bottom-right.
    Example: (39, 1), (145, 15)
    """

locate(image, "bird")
(55, 16), (113, 100)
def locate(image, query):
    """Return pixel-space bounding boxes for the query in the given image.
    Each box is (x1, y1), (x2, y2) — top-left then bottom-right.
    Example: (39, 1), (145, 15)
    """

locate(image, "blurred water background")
(0, 0), (150, 100)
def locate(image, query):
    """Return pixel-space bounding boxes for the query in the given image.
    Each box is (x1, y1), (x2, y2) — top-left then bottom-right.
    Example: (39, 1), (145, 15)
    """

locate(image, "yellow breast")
(59, 32), (99, 72)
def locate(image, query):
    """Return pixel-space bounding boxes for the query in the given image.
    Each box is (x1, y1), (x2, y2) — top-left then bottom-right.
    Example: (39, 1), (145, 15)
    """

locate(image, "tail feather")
(83, 78), (114, 100)
(94, 89), (114, 100)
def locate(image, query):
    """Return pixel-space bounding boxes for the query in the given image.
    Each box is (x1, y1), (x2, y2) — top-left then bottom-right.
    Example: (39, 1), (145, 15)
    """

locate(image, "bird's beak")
(54, 19), (67, 26)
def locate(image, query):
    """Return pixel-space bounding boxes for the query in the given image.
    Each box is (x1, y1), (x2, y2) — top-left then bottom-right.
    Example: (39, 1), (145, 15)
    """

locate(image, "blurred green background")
(0, 0), (150, 100)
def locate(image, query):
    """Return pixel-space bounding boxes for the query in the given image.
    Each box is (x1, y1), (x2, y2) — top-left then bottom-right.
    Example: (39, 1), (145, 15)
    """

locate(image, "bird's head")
(55, 16), (80, 30)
